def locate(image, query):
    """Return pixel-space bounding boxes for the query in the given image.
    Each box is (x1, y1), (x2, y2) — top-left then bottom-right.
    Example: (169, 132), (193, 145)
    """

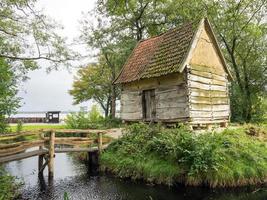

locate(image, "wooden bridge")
(0, 129), (109, 178)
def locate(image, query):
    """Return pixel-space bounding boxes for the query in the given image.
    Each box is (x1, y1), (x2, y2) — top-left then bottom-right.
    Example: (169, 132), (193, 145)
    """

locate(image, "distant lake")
(10, 112), (75, 121)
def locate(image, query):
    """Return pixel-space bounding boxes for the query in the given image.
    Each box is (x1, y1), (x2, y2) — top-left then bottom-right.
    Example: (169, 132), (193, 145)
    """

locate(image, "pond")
(3, 148), (267, 200)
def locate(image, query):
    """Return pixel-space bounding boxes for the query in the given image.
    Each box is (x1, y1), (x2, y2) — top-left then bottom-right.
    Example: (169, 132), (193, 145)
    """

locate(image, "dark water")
(4, 149), (267, 200)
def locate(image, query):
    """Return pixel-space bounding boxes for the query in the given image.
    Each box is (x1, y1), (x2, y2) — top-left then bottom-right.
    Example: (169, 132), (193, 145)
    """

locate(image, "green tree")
(0, 0), (78, 131)
(0, 0), (77, 72)
(184, 0), (267, 122)
(80, 0), (180, 118)
(69, 63), (112, 117)
(0, 59), (20, 133)
(81, 0), (267, 122)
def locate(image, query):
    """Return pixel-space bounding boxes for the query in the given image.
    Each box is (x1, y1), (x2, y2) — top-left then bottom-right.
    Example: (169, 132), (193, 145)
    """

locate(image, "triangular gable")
(178, 18), (233, 80)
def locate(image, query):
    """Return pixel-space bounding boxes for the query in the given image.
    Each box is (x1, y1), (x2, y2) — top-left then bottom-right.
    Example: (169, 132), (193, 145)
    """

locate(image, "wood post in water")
(38, 146), (44, 174)
(48, 130), (55, 178)
(38, 130), (45, 174)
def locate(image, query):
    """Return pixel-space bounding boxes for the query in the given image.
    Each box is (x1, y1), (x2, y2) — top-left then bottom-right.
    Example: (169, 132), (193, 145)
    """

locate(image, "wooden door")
(142, 89), (156, 120)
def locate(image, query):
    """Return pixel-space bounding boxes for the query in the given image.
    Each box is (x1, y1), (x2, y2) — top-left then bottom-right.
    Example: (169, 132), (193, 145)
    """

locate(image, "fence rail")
(0, 129), (111, 178)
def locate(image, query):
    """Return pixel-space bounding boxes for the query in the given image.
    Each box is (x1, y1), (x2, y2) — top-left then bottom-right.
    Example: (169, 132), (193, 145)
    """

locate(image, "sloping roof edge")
(112, 40), (142, 84)
(178, 18), (233, 80)
(114, 18), (233, 84)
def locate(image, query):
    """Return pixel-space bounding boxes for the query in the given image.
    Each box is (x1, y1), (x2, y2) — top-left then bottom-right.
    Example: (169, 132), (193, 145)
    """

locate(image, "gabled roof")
(114, 18), (232, 84)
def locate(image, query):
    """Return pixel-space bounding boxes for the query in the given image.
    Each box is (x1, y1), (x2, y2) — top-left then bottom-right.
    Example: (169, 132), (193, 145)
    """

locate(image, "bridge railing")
(0, 129), (110, 178)
(0, 129), (108, 157)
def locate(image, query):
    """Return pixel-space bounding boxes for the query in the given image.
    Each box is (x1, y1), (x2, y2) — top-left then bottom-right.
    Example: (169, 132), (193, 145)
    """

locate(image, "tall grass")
(101, 123), (267, 187)
(0, 167), (21, 200)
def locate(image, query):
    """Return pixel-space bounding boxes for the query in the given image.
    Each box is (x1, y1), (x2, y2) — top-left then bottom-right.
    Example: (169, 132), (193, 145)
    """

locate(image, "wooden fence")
(0, 129), (110, 178)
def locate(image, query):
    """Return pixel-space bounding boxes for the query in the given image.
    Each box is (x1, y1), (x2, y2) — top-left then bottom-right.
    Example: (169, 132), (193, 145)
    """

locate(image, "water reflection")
(3, 148), (267, 200)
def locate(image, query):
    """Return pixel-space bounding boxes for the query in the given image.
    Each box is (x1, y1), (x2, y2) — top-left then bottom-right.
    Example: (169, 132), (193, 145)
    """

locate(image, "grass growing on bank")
(101, 123), (267, 187)
(0, 167), (21, 200)
(9, 124), (66, 133)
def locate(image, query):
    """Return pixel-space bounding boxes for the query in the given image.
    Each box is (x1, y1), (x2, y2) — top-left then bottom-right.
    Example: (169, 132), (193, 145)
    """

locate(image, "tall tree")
(80, 0), (182, 118)
(0, 0), (77, 73)
(69, 62), (112, 117)
(81, 0), (267, 122)
(157, 0), (267, 121)
(202, 0), (267, 122)
(0, 59), (20, 133)
(0, 0), (78, 132)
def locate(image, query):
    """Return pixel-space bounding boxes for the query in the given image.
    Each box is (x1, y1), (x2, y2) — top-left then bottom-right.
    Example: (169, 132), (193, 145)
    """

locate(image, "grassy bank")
(0, 167), (21, 200)
(100, 123), (267, 187)
(9, 124), (66, 133)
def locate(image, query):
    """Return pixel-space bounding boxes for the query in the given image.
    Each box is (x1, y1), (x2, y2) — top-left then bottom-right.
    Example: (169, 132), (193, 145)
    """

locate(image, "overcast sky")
(18, 0), (97, 112)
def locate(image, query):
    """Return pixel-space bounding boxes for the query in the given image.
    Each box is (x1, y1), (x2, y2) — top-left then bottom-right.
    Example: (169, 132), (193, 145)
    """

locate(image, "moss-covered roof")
(114, 22), (196, 84)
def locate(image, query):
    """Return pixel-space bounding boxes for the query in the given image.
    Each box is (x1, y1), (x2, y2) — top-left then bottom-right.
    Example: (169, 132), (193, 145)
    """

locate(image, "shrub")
(16, 120), (23, 133)
(0, 116), (8, 134)
(101, 123), (267, 187)
(0, 167), (21, 200)
(65, 105), (122, 129)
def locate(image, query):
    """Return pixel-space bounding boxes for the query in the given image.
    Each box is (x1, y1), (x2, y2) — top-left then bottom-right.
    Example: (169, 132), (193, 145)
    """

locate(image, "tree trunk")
(103, 52), (116, 119)
(105, 97), (111, 118)
(111, 84), (116, 118)
(243, 64), (252, 122)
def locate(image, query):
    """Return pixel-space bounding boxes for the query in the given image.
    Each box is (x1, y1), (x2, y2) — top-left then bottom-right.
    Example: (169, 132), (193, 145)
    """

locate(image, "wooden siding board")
(190, 96), (228, 104)
(189, 69), (226, 82)
(190, 88), (228, 97)
(121, 91), (142, 120)
(156, 108), (188, 119)
(188, 74), (226, 86)
(190, 104), (229, 111)
(188, 80), (227, 91)
(155, 83), (189, 119)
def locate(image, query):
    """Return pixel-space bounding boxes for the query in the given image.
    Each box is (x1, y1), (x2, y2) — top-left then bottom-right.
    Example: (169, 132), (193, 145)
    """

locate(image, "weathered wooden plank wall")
(121, 73), (189, 122)
(187, 23), (230, 124)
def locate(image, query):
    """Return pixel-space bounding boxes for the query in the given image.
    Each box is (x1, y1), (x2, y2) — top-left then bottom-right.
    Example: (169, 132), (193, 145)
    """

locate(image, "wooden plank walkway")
(0, 149), (48, 163)
(0, 144), (109, 164)
(55, 147), (98, 153)
(0, 128), (113, 175)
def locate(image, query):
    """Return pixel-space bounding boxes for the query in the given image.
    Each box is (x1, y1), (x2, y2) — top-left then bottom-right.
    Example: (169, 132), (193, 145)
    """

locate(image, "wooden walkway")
(0, 149), (48, 163)
(0, 129), (110, 177)
(0, 145), (109, 163)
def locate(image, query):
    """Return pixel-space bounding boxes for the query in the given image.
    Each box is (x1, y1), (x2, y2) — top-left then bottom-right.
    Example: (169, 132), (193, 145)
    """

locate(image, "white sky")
(18, 0), (97, 112)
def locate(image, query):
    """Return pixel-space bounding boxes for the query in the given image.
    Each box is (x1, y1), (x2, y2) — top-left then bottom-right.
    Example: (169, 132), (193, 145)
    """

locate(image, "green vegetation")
(0, 59), (20, 134)
(0, 0), (77, 134)
(63, 192), (70, 200)
(69, 64), (114, 117)
(101, 123), (267, 187)
(8, 124), (66, 133)
(0, 167), (21, 200)
(16, 121), (23, 133)
(80, 0), (266, 123)
(65, 105), (122, 129)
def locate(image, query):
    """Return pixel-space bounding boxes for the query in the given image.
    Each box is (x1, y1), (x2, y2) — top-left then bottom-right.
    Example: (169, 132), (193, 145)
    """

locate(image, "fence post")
(39, 129), (45, 140)
(98, 132), (102, 154)
(38, 146), (44, 174)
(48, 130), (55, 178)
(38, 130), (44, 174)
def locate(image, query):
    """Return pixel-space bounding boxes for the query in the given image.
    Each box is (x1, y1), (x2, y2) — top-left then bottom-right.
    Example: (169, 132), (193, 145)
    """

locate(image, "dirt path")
(105, 128), (123, 139)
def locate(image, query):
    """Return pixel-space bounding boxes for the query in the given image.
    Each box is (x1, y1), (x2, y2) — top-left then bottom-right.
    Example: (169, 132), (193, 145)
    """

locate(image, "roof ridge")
(139, 21), (196, 44)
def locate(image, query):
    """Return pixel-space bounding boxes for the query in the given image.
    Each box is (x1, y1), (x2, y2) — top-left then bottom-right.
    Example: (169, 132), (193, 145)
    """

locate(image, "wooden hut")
(114, 18), (232, 127)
